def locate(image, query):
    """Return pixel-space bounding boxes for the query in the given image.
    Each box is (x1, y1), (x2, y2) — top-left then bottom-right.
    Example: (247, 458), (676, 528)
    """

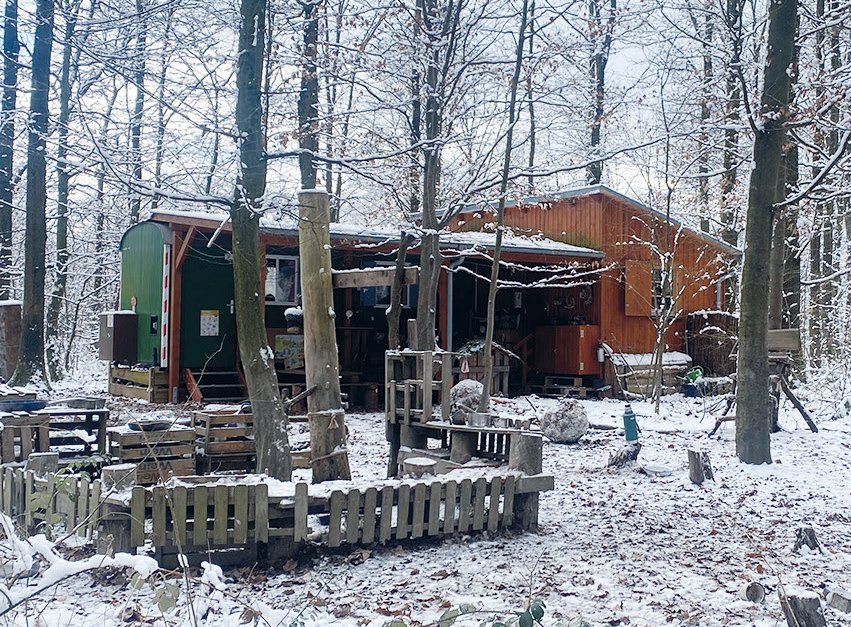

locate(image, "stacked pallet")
(109, 365), (169, 403)
(108, 425), (195, 484)
(193, 409), (256, 474)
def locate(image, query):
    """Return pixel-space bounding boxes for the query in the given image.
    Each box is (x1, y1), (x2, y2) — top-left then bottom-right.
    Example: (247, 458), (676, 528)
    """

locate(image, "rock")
(449, 379), (484, 414)
(541, 397), (588, 443)
(827, 589), (851, 613)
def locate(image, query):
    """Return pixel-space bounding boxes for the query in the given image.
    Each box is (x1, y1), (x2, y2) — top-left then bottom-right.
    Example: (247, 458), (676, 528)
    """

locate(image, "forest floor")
(2, 362), (850, 627)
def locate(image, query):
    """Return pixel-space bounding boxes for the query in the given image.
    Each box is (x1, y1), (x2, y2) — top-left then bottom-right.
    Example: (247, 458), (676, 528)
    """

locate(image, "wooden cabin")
(445, 185), (740, 392)
(106, 207), (604, 404)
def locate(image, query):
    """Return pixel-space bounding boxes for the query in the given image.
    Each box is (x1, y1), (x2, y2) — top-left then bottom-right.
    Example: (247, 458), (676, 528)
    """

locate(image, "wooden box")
(535, 325), (601, 377)
(108, 425), (195, 484)
(193, 409), (255, 474)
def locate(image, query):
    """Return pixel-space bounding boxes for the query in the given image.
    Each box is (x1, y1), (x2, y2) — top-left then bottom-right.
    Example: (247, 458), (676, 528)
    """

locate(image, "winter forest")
(1, 0), (849, 386)
(0, 0), (850, 624)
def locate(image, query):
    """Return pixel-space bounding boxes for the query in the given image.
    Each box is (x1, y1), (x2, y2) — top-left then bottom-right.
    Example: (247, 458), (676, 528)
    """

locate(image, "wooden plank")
(328, 490), (345, 547)
(362, 487), (378, 544)
(173, 486), (187, 548)
(109, 429), (194, 447)
(441, 354), (451, 422)
(443, 480), (456, 535)
(487, 477), (502, 532)
(1, 427), (13, 464)
(115, 445), (195, 461)
(427, 481), (441, 536)
(292, 482), (307, 542)
(21, 426), (32, 459)
(74, 475), (90, 536)
(332, 266), (418, 289)
(45, 475), (55, 528)
(458, 479), (472, 533)
(130, 486), (146, 548)
(472, 478), (486, 531)
(152, 487), (166, 547)
(346, 489), (361, 545)
(193, 486), (208, 546)
(199, 426), (255, 439)
(234, 484), (248, 545)
(1, 467), (10, 514)
(204, 441), (256, 454)
(213, 485), (228, 545)
(395, 485), (410, 540)
(502, 475), (515, 528)
(411, 483), (426, 539)
(379, 486), (393, 542)
(88, 480), (102, 537)
(515, 475), (555, 493)
(24, 471), (34, 530)
(255, 483), (269, 543)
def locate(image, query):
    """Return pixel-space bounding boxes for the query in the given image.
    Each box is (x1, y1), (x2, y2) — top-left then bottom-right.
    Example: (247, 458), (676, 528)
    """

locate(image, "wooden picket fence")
(0, 465), (553, 567)
(0, 467), (103, 537)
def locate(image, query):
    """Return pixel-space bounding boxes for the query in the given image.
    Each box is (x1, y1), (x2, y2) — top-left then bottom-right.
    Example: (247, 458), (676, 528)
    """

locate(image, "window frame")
(265, 255), (300, 306)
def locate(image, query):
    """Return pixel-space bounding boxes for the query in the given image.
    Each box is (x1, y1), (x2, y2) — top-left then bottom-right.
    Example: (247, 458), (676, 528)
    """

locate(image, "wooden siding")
(450, 191), (732, 354)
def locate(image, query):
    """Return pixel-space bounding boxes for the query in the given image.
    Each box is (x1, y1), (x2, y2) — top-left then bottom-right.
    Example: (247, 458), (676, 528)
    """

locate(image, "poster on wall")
(275, 334), (305, 370)
(200, 310), (220, 336)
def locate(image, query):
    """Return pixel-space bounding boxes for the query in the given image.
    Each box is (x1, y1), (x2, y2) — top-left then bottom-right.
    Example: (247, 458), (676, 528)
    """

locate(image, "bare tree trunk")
(299, 190), (350, 482)
(387, 231), (414, 350)
(720, 0), (744, 311)
(478, 0), (530, 411)
(297, 0), (319, 189)
(46, 0), (84, 381)
(232, 0), (291, 480)
(587, 0), (615, 185)
(150, 5), (173, 213)
(10, 0), (53, 387)
(736, 0), (796, 465)
(0, 0), (18, 300)
(129, 0), (146, 224)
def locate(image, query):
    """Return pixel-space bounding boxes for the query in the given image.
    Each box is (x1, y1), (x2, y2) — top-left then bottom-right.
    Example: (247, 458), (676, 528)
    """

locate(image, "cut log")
(688, 450), (714, 485)
(779, 592), (826, 627)
(688, 450), (704, 485)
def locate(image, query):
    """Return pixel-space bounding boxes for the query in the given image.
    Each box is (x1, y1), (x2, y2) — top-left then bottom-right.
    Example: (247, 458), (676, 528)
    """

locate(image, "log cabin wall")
(449, 188), (734, 355)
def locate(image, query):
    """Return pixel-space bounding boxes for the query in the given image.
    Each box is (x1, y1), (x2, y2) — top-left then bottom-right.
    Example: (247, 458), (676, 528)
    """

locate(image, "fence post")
(508, 433), (543, 530)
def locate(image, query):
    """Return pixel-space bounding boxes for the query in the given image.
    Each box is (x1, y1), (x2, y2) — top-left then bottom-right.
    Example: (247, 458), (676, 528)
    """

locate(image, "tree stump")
(450, 431), (478, 464)
(780, 592), (826, 627)
(688, 450), (714, 485)
(793, 526), (822, 553)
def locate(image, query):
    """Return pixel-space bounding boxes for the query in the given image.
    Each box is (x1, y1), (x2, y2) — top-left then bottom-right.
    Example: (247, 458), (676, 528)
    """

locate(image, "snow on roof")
(149, 208), (604, 259)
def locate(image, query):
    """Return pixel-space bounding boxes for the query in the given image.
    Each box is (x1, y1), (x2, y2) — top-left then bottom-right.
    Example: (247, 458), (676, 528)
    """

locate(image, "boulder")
(449, 379), (484, 414)
(541, 398), (588, 444)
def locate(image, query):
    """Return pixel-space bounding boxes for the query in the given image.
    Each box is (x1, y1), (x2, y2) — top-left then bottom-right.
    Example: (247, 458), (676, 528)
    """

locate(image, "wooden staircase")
(183, 368), (247, 402)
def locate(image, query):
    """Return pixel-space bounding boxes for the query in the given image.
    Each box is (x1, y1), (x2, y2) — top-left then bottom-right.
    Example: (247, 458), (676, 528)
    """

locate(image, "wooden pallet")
(109, 365), (169, 403)
(108, 426), (195, 484)
(193, 409), (255, 474)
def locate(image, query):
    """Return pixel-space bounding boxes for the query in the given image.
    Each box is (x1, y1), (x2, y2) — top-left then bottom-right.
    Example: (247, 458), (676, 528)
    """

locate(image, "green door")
(180, 248), (237, 369)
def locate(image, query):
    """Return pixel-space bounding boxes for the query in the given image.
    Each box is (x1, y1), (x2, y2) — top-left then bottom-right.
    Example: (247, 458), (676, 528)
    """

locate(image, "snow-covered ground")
(2, 364), (850, 627)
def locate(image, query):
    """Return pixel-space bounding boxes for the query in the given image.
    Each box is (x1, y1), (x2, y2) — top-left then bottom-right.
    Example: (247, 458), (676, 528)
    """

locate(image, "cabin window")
(265, 255), (300, 305)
